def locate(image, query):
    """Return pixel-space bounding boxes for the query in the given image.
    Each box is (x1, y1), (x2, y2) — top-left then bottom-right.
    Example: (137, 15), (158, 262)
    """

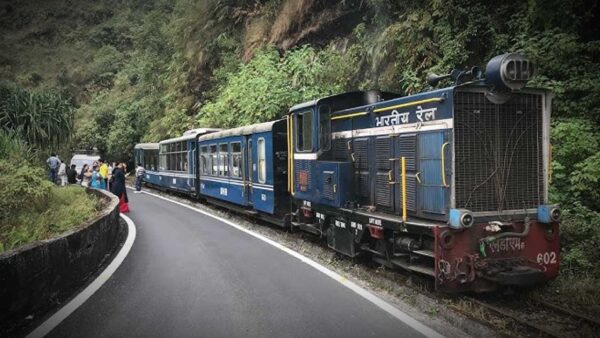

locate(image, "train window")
(296, 111), (313, 152)
(149, 150), (158, 171)
(318, 105), (331, 151)
(170, 151), (177, 171)
(200, 146), (208, 175)
(182, 151), (188, 172)
(159, 145), (166, 170)
(210, 145), (218, 175)
(248, 139), (253, 181)
(219, 143), (229, 177)
(258, 137), (266, 183)
(231, 142), (242, 178)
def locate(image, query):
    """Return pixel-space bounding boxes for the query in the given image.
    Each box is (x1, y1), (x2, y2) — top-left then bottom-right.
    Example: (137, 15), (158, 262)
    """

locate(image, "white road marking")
(139, 189), (443, 338)
(27, 214), (137, 338)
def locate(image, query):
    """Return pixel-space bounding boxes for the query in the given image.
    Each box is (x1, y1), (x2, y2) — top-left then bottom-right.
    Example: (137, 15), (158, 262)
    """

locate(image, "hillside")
(1, 0), (600, 307)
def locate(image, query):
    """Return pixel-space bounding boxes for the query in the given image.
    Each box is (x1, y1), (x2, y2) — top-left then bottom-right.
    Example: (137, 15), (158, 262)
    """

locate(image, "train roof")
(182, 128), (222, 136)
(159, 128), (222, 144)
(134, 143), (159, 150)
(198, 120), (281, 142)
(289, 91), (401, 113)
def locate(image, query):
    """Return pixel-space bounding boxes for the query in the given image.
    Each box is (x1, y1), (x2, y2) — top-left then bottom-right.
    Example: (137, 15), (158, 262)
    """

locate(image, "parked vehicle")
(70, 154), (100, 175)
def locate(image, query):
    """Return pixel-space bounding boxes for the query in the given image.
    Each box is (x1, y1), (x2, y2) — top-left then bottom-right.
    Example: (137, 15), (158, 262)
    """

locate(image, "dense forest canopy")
(1, 0), (599, 284)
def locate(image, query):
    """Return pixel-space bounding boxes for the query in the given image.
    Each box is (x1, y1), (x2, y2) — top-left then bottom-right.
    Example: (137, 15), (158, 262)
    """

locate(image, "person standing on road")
(110, 162), (129, 213)
(91, 165), (101, 189)
(81, 166), (92, 187)
(78, 164), (89, 183)
(67, 164), (78, 184)
(57, 161), (67, 186)
(134, 163), (145, 193)
(46, 153), (61, 184)
(99, 159), (109, 190)
(107, 162), (114, 190)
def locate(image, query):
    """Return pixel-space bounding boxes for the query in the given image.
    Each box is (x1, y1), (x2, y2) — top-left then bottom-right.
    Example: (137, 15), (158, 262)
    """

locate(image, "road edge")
(139, 189), (443, 338)
(27, 214), (137, 338)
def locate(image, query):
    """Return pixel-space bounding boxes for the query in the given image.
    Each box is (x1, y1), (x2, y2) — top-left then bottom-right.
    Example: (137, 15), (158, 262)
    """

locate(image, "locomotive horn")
(426, 73), (451, 87)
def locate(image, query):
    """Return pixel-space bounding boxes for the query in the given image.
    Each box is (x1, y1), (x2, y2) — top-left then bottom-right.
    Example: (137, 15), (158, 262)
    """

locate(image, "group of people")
(46, 154), (131, 213)
(46, 153), (77, 186)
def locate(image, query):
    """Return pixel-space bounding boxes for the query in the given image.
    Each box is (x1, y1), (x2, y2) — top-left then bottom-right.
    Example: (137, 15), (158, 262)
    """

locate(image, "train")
(134, 53), (560, 292)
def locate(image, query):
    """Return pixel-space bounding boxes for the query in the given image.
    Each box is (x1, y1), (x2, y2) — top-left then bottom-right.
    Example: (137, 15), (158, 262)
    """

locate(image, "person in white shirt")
(134, 163), (146, 193)
(57, 161), (67, 186)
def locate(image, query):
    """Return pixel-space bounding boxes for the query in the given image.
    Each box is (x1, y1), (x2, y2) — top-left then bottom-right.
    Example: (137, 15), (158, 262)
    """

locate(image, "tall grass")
(0, 81), (74, 150)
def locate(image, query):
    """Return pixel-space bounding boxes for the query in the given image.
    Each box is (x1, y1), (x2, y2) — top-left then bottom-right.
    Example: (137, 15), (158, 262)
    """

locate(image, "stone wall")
(0, 189), (123, 336)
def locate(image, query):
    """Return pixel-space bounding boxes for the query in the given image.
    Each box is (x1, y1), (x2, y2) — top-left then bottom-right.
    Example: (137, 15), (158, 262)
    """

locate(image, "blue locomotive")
(135, 53), (560, 292)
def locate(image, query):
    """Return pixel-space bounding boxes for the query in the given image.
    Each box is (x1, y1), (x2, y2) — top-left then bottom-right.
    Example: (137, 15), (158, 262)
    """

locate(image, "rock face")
(0, 189), (123, 337)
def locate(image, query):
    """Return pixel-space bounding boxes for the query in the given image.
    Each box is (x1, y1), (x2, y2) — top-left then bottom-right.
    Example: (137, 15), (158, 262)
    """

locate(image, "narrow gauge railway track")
(462, 296), (599, 337)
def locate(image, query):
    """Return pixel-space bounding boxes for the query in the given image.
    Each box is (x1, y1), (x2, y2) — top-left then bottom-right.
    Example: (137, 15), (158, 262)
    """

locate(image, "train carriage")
(156, 128), (220, 195)
(134, 143), (160, 186)
(197, 120), (289, 223)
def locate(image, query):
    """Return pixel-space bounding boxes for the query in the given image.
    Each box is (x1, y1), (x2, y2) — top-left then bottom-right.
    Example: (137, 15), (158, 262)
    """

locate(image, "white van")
(70, 154), (100, 175)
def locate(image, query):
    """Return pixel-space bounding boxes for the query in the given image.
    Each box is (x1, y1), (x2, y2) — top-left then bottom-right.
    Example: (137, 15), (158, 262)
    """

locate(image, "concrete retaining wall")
(0, 188), (123, 336)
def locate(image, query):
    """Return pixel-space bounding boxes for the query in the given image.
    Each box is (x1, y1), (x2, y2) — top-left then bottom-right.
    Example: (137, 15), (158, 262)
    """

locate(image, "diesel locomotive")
(134, 53), (560, 292)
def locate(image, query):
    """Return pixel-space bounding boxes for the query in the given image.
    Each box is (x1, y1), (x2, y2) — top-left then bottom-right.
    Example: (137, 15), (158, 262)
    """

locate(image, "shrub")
(0, 186), (98, 253)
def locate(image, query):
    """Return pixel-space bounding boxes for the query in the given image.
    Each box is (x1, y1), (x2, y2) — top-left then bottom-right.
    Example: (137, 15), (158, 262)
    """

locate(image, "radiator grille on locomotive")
(453, 91), (544, 213)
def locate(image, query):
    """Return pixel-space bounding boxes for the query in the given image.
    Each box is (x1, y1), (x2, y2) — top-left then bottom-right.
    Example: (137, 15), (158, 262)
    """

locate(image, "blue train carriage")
(289, 53), (560, 292)
(133, 143), (160, 186)
(197, 120), (289, 224)
(156, 128), (220, 195)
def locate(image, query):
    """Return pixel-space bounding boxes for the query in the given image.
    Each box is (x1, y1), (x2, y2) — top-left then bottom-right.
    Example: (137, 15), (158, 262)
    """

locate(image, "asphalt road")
(48, 191), (433, 338)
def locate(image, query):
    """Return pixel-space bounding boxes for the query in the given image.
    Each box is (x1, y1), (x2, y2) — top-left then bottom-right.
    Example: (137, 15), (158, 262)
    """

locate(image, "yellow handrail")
(441, 141), (449, 187)
(401, 156), (407, 222)
(331, 111), (368, 120)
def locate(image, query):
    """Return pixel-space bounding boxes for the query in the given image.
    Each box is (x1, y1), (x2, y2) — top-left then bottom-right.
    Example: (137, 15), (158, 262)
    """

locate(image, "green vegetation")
(0, 82), (74, 150)
(0, 185), (99, 253)
(1, 0), (599, 307)
(0, 88), (96, 253)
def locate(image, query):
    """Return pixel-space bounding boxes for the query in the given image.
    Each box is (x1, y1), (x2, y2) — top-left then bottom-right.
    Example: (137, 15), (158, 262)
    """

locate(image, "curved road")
(47, 191), (436, 337)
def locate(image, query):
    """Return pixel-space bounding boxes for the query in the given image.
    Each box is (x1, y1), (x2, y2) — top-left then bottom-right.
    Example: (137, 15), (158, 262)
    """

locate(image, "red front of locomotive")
(433, 216), (560, 292)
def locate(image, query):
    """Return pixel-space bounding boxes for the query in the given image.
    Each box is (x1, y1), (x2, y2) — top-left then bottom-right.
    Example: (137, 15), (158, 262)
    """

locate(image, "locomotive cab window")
(295, 111), (313, 152)
(318, 105), (331, 152)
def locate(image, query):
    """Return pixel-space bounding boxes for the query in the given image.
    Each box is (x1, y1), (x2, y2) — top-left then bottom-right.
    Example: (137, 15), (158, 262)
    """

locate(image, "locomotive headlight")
(485, 52), (534, 91)
(449, 209), (474, 230)
(550, 207), (561, 222)
(537, 204), (560, 223)
(461, 213), (474, 228)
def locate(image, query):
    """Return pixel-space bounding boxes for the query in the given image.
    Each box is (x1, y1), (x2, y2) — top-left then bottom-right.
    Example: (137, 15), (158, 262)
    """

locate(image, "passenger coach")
(197, 120), (288, 222)
(134, 143), (160, 186)
(156, 128), (219, 194)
